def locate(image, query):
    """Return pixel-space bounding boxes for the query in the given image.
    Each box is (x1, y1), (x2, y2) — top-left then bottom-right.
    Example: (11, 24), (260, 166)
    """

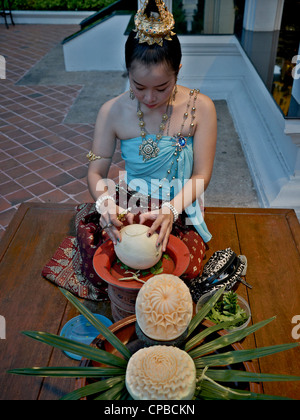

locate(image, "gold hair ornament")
(134, 0), (175, 47)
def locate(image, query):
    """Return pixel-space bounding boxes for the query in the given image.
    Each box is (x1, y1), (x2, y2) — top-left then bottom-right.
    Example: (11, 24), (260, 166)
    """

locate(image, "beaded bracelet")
(161, 202), (179, 223)
(95, 195), (116, 214)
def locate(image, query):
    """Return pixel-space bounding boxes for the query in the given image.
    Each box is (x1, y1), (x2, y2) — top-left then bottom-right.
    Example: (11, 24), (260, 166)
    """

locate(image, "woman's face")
(129, 61), (177, 110)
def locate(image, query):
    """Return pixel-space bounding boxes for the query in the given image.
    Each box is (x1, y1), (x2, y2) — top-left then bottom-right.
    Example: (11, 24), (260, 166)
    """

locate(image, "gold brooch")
(139, 138), (160, 162)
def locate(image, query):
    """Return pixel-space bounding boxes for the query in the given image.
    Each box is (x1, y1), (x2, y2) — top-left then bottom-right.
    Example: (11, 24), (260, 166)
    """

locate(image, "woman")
(87, 0), (217, 279)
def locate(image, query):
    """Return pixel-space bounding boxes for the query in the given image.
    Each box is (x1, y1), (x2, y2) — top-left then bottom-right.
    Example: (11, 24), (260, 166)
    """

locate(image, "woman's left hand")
(139, 209), (174, 252)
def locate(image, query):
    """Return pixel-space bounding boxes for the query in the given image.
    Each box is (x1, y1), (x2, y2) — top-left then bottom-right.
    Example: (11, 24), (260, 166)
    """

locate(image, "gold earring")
(173, 84), (178, 102)
(129, 88), (135, 100)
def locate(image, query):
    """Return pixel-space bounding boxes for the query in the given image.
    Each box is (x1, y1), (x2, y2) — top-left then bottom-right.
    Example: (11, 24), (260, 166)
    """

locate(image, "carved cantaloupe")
(114, 224), (162, 270)
(125, 345), (196, 400)
(135, 274), (193, 341)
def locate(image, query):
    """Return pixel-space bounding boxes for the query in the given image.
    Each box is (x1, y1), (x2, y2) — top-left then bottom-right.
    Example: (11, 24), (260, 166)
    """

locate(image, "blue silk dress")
(120, 134), (212, 243)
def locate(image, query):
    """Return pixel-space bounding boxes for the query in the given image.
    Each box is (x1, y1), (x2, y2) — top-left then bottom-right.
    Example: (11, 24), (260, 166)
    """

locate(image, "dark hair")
(125, 0), (181, 75)
(125, 30), (182, 76)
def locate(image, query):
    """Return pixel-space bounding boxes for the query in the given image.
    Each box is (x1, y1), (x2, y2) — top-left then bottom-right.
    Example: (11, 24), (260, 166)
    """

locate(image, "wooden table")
(0, 203), (299, 400)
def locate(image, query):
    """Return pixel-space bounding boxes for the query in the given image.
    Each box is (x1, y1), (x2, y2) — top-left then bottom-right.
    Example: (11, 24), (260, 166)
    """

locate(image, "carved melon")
(135, 274), (193, 341)
(125, 345), (196, 400)
(114, 224), (162, 270)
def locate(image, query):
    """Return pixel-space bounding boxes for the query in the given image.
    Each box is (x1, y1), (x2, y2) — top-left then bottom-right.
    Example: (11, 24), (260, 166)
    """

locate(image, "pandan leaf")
(189, 317), (276, 359)
(59, 288), (131, 360)
(184, 318), (243, 352)
(8, 366), (126, 378)
(187, 287), (225, 337)
(94, 378), (126, 400)
(196, 378), (292, 400)
(194, 342), (299, 368)
(205, 368), (300, 383)
(21, 331), (127, 368)
(61, 376), (125, 401)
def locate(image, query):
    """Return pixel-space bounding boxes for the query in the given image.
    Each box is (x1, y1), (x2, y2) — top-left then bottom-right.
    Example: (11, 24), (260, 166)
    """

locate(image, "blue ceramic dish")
(60, 314), (113, 360)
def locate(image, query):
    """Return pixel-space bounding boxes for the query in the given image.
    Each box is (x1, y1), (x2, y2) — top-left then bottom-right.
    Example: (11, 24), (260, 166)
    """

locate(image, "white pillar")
(243, 0), (284, 32)
(203, 0), (235, 34)
(182, 0), (198, 32)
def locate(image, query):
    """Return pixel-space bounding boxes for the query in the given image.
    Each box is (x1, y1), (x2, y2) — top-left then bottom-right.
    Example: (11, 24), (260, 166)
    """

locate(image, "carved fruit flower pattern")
(125, 346), (196, 400)
(135, 274), (193, 340)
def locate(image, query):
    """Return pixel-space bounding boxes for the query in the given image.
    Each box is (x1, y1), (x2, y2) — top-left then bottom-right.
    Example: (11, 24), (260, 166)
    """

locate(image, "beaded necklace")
(138, 88), (200, 200)
(137, 98), (172, 162)
(170, 88), (199, 149)
(137, 88), (199, 163)
(116, 89), (198, 210)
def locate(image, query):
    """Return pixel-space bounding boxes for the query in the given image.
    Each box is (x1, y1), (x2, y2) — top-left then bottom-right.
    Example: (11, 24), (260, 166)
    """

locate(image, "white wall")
(63, 14), (131, 71)
(178, 35), (300, 214)
(5, 10), (94, 25)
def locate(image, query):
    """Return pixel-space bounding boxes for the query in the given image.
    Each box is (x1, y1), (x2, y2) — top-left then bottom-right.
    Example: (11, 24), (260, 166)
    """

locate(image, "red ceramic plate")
(93, 234), (190, 290)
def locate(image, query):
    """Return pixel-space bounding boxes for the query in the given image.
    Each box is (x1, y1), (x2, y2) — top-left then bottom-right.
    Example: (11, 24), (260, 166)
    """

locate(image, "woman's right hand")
(99, 201), (132, 245)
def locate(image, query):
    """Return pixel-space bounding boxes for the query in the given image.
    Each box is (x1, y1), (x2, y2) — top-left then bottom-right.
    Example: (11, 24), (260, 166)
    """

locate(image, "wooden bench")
(0, 203), (299, 400)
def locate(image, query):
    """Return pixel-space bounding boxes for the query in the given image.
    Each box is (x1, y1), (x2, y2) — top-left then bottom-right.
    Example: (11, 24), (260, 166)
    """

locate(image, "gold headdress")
(134, 0), (175, 47)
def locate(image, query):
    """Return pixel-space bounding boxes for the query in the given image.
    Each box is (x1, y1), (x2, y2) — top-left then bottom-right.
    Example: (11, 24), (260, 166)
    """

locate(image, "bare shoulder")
(95, 91), (135, 137)
(178, 85), (215, 114)
(96, 91), (128, 122)
(198, 92), (215, 110)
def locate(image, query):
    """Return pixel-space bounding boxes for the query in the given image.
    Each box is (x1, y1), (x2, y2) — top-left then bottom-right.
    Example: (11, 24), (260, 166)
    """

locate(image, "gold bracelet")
(87, 150), (102, 162)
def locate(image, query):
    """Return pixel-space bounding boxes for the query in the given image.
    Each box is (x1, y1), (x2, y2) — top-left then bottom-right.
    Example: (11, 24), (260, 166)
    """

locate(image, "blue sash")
(120, 135), (212, 242)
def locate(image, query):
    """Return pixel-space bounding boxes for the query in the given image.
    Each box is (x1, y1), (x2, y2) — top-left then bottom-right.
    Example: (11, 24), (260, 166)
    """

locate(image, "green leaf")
(205, 368), (300, 383)
(150, 259), (163, 274)
(59, 288), (131, 360)
(189, 316), (276, 359)
(21, 331), (127, 368)
(196, 378), (252, 400)
(196, 378), (292, 400)
(185, 318), (243, 352)
(94, 378), (126, 400)
(8, 366), (126, 378)
(187, 287), (225, 338)
(194, 342), (298, 368)
(61, 376), (125, 401)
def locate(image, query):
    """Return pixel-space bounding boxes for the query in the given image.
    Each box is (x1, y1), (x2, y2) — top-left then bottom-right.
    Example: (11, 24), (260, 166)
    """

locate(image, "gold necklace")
(137, 99), (172, 162)
(152, 89), (200, 199)
(170, 88), (199, 151)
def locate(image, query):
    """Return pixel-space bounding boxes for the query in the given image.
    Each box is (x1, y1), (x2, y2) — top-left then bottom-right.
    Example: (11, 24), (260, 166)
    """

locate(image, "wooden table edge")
(0, 203), (78, 261)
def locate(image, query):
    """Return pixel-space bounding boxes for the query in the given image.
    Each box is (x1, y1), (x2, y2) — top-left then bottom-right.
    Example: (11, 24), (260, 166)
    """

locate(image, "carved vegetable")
(125, 345), (196, 400)
(114, 224), (162, 270)
(135, 274), (193, 341)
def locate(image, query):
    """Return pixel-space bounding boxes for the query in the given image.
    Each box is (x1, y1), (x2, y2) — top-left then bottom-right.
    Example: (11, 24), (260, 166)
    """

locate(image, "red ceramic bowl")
(93, 234), (190, 290)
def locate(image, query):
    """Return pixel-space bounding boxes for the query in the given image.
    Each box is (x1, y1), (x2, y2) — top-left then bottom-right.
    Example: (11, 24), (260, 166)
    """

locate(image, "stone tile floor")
(0, 24), (124, 240)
